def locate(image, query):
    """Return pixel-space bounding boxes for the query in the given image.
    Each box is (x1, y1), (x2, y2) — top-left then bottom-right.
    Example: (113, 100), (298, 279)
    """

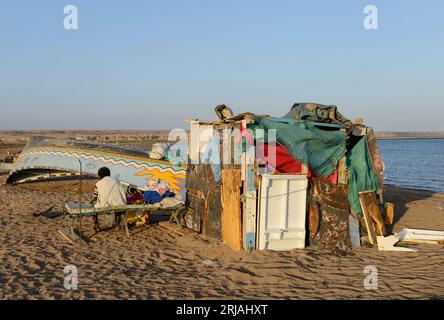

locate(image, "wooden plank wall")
(185, 164), (222, 239)
(221, 168), (243, 251)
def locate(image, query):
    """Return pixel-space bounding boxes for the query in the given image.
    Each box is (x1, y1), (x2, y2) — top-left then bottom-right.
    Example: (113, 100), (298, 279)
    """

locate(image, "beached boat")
(6, 137), (187, 199)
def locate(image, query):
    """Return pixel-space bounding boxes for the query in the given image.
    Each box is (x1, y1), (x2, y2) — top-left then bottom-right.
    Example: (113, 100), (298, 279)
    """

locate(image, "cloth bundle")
(143, 179), (176, 204)
(148, 143), (169, 160)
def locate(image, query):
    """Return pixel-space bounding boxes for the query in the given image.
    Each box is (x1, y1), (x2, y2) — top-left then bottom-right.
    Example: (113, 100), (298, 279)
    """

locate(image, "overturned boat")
(6, 137), (187, 199)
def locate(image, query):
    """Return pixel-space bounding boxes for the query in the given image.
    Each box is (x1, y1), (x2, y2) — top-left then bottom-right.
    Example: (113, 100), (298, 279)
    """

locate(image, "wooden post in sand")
(385, 203), (395, 225)
(78, 159), (83, 253)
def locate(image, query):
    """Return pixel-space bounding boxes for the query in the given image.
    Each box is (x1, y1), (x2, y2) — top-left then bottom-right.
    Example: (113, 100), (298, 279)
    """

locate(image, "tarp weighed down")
(282, 102), (354, 132)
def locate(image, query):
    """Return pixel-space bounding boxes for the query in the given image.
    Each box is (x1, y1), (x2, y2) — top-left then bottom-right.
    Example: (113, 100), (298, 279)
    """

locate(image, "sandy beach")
(2, 0), (444, 304)
(0, 170), (443, 300)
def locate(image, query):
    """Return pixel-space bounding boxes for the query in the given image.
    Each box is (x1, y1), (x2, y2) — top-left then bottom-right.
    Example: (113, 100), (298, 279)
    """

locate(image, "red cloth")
(126, 193), (143, 204)
(256, 142), (338, 183)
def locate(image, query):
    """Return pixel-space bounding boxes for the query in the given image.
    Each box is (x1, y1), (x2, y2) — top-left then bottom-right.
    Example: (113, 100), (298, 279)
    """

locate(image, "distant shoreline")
(1, 130), (444, 145)
(376, 137), (444, 140)
(375, 132), (444, 140)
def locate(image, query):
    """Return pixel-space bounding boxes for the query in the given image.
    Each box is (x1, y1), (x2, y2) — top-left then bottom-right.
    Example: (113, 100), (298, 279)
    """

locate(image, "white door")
(257, 174), (308, 250)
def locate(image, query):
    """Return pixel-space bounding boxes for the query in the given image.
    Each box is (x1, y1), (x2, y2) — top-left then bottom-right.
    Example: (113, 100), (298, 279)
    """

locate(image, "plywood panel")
(359, 191), (386, 245)
(221, 168), (243, 251)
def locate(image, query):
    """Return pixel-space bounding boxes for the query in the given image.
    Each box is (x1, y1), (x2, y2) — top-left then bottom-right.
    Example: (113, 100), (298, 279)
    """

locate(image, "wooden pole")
(78, 160), (83, 252)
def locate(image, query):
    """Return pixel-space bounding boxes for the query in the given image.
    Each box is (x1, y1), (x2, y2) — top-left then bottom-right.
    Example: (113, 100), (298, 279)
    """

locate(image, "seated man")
(92, 167), (127, 228)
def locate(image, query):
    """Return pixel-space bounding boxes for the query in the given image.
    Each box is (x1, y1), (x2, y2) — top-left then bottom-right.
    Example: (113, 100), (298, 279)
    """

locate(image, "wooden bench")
(61, 201), (186, 242)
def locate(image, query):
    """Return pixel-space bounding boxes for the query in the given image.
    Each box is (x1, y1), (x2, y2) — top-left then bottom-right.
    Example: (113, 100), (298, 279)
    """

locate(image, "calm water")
(378, 139), (444, 193)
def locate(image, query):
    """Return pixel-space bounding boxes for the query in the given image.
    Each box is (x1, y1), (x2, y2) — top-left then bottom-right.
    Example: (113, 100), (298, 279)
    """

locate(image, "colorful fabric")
(126, 192), (143, 204)
(256, 142), (338, 182)
(252, 117), (347, 177)
(143, 190), (175, 204)
(144, 179), (173, 195)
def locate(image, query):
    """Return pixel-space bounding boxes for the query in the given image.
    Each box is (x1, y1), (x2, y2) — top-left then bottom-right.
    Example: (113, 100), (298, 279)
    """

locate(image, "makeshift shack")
(181, 103), (386, 251)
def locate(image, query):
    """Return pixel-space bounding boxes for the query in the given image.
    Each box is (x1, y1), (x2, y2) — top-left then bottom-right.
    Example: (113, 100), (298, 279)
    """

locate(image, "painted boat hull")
(6, 138), (187, 199)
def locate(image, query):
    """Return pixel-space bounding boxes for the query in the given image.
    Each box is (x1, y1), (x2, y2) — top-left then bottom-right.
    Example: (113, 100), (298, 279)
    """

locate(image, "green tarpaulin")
(252, 117), (347, 178)
(346, 136), (380, 214)
(253, 116), (380, 216)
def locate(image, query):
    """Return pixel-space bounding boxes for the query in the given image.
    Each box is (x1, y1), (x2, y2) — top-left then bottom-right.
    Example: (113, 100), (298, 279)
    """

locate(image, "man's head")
(98, 167), (111, 179)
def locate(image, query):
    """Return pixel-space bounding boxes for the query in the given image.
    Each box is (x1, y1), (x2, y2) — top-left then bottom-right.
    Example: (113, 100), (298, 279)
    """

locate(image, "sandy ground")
(0, 173), (443, 299)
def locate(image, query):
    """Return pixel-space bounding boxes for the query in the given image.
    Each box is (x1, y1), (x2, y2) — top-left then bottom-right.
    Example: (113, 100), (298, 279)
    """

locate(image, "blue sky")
(0, 0), (443, 131)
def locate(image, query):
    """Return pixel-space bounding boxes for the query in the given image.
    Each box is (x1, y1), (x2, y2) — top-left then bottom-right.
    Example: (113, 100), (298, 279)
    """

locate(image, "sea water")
(378, 139), (444, 193)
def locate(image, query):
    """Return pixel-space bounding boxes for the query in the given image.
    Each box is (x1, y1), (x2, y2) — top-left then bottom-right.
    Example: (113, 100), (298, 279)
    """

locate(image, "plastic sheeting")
(282, 102), (354, 132)
(346, 136), (381, 215)
(252, 116), (347, 178)
(256, 142), (338, 182)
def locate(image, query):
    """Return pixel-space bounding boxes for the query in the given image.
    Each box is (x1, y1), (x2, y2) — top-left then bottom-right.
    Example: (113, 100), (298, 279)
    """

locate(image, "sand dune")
(0, 175), (443, 300)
